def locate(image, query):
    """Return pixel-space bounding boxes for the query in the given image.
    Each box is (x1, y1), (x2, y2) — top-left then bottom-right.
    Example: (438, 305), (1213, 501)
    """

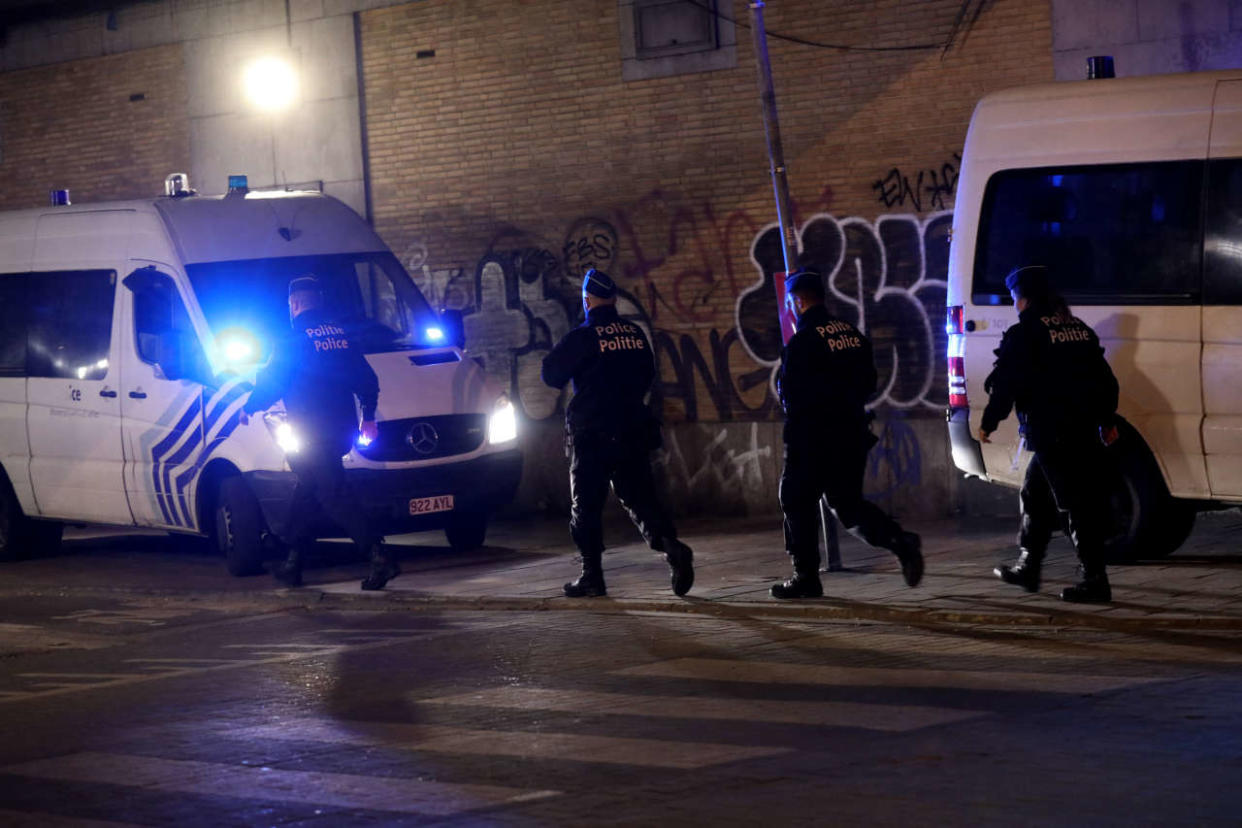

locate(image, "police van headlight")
(262, 411), (301, 454)
(488, 395), (518, 444)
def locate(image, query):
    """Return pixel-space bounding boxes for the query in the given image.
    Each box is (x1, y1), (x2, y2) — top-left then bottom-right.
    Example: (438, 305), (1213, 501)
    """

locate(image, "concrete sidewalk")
(314, 507), (1242, 630)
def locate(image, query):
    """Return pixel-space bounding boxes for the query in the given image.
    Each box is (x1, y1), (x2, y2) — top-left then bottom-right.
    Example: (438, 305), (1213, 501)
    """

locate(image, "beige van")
(947, 70), (1242, 558)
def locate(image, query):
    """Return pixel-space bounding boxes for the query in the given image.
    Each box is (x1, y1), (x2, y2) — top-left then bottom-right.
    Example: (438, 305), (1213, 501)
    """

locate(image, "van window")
(0, 274), (26, 375)
(26, 270), (116, 380)
(133, 272), (208, 375)
(1205, 158), (1242, 304)
(973, 161), (1202, 305)
(186, 252), (438, 356)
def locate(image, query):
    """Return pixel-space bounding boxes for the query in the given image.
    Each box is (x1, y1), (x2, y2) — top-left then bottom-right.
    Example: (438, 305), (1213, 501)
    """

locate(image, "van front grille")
(356, 414), (487, 462)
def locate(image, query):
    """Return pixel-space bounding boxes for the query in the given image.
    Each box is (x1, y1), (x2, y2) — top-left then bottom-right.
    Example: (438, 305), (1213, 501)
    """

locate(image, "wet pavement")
(1, 511), (1241, 825)
(310, 508), (1242, 630)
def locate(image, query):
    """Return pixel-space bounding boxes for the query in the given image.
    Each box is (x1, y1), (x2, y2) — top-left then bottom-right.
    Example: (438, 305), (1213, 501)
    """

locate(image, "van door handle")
(128, 390), (147, 399)
(99, 389), (117, 398)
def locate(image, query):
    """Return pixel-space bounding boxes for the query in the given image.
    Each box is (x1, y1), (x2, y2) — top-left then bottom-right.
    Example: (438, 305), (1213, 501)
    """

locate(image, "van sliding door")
(1203, 80), (1242, 497)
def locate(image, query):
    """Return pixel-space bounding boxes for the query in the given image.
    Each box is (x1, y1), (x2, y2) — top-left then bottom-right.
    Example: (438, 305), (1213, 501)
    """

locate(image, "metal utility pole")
(748, 0), (798, 276)
(748, 1), (842, 571)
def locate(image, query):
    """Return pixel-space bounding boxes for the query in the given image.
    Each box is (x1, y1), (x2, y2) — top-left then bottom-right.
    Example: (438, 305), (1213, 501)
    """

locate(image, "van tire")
(216, 477), (266, 576)
(445, 511), (487, 551)
(1105, 422), (1196, 562)
(0, 476), (63, 561)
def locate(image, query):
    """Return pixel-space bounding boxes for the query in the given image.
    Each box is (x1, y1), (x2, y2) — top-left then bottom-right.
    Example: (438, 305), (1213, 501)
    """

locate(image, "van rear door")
(1203, 79), (1242, 497)
(26, 212), (133, 525)
(0, 272), (31, 508)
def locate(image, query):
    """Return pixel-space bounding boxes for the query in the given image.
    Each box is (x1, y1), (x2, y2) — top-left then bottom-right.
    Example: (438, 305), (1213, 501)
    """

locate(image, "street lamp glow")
(242, 56), (299, 112)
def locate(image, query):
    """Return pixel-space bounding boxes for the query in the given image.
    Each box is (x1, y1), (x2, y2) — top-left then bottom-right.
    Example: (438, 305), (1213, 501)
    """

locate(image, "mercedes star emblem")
(407, 421), (440, 455)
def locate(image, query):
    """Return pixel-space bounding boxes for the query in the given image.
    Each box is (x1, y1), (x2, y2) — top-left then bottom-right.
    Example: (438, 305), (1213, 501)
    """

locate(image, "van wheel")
(0, 478), (62, 561)
(445, 511), (487, 551)
(215, 477), (266, 576)
(1105, 424), (1196, 562)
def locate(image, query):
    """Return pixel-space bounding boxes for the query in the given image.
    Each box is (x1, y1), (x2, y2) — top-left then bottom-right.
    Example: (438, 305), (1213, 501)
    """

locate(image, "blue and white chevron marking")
(143, 378), (252, 529)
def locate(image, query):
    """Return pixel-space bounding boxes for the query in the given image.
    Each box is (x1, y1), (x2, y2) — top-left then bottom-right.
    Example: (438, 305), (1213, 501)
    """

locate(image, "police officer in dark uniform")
(774, 268), (923, 599)
(541, 269), (694, 598)
(240, 275), (398, 591)
(980, 265), (1119, 603)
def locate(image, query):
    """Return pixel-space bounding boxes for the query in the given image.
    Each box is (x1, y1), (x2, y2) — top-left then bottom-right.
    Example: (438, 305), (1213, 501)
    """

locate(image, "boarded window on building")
(620, 0), (737, 81)
(635, 0), (718, 59)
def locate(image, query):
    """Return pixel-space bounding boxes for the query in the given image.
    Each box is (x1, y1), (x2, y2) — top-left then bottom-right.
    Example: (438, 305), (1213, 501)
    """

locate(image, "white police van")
(0, 176), (521, 574)
(947, 69), (1242, 559)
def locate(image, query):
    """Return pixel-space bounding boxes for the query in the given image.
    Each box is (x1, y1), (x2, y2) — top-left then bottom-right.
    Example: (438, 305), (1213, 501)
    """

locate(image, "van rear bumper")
(947, 407), (987, 478)
(246, 449), (523, 537)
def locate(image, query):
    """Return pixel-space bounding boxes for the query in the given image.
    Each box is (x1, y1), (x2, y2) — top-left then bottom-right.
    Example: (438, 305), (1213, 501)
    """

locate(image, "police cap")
(784, 268), (824, 298)
(1003, 265), (1050, 298)
(582, 268), (617, 299)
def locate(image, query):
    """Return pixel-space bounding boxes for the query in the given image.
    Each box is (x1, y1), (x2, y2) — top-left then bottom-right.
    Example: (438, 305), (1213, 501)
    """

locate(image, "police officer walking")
(240, 275), (399, 591)
(773, 269), (923, 599)
(980, 265), (1119, 603)
(541, 269), (694, 598)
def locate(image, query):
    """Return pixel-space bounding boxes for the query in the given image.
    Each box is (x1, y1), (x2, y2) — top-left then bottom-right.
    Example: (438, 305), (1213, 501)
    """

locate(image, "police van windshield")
(185, 252), (439, 355)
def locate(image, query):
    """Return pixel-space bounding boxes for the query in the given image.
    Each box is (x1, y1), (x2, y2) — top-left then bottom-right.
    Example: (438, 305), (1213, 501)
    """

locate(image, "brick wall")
(0, 44), (189, 210)
(360, 0), (1051, 516)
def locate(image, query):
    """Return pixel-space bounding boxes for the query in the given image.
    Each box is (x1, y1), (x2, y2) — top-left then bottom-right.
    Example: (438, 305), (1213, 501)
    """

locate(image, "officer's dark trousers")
(568, 429), (677, 559)
(1018, 434), (1110, 574)
(283, 440), (378, 559)
(780, 437), (903, 575)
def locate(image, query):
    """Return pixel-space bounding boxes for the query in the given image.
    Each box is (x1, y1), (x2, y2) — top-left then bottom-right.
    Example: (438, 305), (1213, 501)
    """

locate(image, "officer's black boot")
(564, 554), (606, 597)
(892, 531), (924, 588)
(360, 544), (400, 591)
(1060, 568), (1111, 603)
(995, 548), (1043, 592)
(272, 544), (305, 588)
(770, 559), (823, 599)
(662, 537), (694, 597)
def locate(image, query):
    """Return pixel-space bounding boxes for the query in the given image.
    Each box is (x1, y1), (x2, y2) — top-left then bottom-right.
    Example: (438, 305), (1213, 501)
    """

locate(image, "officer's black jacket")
(244, 308), (380, 445)
(541, 303), (655, 434)
(778, 303), (877, 444)
(980, 304), (1118, 451)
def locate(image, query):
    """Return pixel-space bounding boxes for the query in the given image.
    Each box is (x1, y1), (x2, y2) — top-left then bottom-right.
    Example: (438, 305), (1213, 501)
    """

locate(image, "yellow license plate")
(409, 494), (454, 515)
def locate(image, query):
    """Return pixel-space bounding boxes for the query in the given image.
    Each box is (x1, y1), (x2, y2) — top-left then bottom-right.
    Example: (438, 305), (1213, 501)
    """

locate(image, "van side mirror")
(439, 308), (466, 348)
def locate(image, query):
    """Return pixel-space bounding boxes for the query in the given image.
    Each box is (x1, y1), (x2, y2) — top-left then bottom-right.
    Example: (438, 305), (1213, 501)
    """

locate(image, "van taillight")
(948, 356), (968, 408)
(947, 303), (968, 409)
(945, 305), (964, 335)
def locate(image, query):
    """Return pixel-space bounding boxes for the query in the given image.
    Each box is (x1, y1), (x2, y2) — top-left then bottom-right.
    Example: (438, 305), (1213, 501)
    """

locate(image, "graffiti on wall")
(736, 210), (952, 412)
(404, 199), (952, 432)
(655, 421), (773, 510)
(399, 200), (953, 510)
(873, 153), (961, 212)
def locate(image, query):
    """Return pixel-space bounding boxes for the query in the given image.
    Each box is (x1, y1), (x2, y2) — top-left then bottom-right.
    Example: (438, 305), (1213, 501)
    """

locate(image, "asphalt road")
(1, 530), (1241, 826)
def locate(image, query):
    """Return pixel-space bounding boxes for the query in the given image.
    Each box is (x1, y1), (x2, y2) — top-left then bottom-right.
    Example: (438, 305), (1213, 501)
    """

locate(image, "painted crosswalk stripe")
(420, 687), (983, 731)
(231, 719), (789, 770)
(2, 752), (558, 817)
(614, 658), (1165, 694)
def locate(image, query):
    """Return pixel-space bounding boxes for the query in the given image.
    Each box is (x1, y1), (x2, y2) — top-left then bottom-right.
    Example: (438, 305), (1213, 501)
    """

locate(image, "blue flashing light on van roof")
(50, 189), (70, 206)
(228, 174), (249, 193)
(425, 326), (445, 342)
